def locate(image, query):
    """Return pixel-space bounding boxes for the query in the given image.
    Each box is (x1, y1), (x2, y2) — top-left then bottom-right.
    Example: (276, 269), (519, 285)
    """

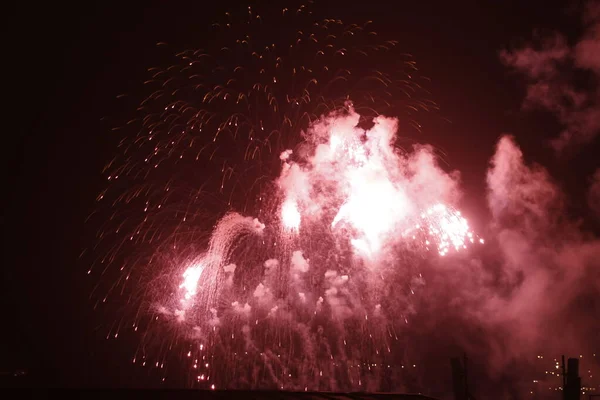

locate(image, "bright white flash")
(180, 263), (203, 303)
(282, 198), (301, 231)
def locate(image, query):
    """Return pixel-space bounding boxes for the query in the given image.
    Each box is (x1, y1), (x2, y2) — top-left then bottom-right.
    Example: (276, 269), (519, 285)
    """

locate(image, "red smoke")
(409, 134), (600, 397)
(500, 1), (600, 151)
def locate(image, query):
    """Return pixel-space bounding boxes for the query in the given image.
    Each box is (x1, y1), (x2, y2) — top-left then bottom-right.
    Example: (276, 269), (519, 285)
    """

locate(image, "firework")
(89, 3), (482, 391)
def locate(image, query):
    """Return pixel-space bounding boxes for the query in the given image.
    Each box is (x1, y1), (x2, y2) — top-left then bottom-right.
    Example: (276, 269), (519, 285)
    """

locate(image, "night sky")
(3, 0), (598, 391)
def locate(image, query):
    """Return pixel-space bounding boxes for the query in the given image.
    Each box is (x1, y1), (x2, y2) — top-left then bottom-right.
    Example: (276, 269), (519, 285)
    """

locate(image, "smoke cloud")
(411, 134), (600, 397)
(484, 135), (599, 356)
(500, 1), (600, 151)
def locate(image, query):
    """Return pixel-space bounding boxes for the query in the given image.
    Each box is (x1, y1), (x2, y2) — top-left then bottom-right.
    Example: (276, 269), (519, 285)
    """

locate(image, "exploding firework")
(89, 3), (482, 391)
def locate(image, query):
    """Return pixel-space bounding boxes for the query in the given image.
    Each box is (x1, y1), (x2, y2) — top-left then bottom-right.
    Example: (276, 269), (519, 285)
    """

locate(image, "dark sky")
(2, 0), (596, 389)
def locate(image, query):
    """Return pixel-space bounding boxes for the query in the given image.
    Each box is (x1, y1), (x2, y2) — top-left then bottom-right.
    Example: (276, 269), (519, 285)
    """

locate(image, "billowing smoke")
(484, 135), (599, 361)
(500, 1), (600, 152)
(480, 10), (600, 395)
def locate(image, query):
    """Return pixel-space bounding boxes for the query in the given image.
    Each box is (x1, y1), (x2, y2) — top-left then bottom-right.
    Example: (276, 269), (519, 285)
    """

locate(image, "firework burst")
(88, 3), (482, 391)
